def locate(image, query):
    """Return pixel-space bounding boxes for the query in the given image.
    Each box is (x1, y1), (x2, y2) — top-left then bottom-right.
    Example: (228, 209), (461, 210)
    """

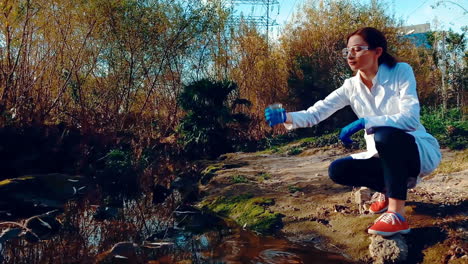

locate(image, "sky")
(231, 0), (467, 36)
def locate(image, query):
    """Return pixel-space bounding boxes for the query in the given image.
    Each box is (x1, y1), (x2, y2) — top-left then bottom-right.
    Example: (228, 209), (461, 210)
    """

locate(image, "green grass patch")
(258, 172), (272, 181)
(199, 194), (283, 234)
(287, 146), (303, 156)
(288, 185), (302, 193)
(231, 174), (248, 184)
(200, 163), (225, 184)
(202, 164), (224, 176)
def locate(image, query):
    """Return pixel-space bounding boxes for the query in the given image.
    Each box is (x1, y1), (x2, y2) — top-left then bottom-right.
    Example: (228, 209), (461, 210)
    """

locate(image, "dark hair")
(347, 27), (397, 68)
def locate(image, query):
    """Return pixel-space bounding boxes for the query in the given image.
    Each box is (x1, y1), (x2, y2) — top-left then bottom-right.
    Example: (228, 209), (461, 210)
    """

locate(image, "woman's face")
(346, 35), (381, 72)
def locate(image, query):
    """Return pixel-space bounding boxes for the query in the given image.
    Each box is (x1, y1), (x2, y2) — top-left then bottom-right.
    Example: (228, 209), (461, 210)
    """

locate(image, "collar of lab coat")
(356, 63), (392, 108)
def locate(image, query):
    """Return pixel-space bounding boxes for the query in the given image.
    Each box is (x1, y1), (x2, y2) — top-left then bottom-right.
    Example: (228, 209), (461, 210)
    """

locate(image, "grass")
(200, 163), (226, 184)
(287, 146), (303, 156)
(288, 185), (302, 193)
(257, 130), (365, 156)
(231, 175), (248, 184)
(202, 164), (224, 176)
(421, 242), (450, 264)
(433, 149), (468, 175)
(258, 172), (272, 181)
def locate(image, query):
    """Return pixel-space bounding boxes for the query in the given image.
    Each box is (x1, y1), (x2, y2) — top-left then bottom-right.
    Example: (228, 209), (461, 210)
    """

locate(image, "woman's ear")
(375, 47), (383, 58)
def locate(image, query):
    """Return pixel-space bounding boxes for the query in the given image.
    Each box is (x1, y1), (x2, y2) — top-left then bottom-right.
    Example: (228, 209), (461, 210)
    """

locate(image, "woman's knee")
(373, 127), (404, 147)
(328, 157), (352, 184)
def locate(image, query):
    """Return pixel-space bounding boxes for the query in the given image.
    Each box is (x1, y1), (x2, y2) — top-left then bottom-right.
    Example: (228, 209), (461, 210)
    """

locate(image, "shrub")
(421, 107), (467, 149)
(177, 79), (251, 159)
(97, 149), (140, 198)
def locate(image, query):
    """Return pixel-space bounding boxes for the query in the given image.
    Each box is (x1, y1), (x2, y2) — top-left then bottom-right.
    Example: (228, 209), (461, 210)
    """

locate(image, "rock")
(354, 187), (371, 204)
(354, 187), (372, 213)
(0, 174), (87, 216)
(369, 234), (408, 264)
(0, 228), (23, 243)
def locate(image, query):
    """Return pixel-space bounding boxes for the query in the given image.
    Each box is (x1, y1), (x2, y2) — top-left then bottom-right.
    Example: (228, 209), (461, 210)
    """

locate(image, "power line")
(407, 0), (430, 17)
(229, 0), (280, 46)
(284, 0), (299, 23)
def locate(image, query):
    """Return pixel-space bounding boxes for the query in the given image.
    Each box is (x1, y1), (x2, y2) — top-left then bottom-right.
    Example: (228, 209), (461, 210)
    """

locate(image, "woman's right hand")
(265, 104), (287, 127)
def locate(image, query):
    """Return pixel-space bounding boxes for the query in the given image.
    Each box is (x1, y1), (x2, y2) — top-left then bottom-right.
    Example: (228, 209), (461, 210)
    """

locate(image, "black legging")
(328, 127), (420, 200)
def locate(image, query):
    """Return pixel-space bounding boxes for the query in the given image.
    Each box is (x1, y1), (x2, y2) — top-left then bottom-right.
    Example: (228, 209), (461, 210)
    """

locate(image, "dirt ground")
(198, 144), (468, 263)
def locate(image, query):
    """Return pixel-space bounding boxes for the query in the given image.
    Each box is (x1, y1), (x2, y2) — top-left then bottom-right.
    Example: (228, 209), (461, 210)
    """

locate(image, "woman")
(265, 27), (441, 237)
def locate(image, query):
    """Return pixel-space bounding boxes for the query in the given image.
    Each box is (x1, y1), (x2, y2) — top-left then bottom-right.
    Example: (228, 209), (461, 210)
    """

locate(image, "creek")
(0, 197), (354, 263)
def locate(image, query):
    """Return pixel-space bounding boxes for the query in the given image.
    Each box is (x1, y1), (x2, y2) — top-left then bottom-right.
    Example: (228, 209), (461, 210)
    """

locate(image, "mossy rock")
(199, 194), (283, 234)
(200, 164), (225, 185)
(200, 162), (248, 185)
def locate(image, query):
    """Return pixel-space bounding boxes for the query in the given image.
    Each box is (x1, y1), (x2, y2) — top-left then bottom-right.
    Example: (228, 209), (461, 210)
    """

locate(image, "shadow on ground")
(405, 226), (448, 263)
(408, 200), (468, 218)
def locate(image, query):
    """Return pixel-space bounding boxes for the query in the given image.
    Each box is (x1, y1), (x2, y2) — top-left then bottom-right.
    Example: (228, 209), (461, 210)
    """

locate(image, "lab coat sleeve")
(364, 63), (421, 133)
(284, 80), (351, 130)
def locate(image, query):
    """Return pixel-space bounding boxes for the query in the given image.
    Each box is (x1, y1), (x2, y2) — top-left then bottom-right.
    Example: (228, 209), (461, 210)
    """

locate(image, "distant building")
(400, 23), (431, 48)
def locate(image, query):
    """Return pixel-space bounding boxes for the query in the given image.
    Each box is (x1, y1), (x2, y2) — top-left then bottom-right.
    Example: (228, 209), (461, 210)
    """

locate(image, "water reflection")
(201, 228), (353, 264)
(150, 208), (354, 264)
(1, 199), (354, 263)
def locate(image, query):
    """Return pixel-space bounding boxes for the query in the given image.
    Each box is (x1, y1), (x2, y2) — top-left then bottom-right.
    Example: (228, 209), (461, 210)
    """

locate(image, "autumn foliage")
(0, 0), (465, 152)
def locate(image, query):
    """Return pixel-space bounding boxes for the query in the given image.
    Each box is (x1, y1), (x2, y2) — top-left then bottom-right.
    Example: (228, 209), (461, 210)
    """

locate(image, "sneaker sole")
(368, 228), (411, 237)
(369, 206), (388, 214)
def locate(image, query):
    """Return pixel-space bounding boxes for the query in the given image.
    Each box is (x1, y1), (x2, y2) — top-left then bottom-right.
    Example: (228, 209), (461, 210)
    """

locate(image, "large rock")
(369, 234), (408, 264)
(0, 173), (87, 216)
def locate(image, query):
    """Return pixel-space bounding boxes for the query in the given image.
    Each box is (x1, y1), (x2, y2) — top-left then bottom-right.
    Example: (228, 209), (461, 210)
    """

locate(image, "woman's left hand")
(339, 118), (365, 145)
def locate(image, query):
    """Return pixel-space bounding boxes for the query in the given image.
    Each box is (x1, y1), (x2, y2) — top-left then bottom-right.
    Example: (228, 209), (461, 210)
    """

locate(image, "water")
(0, 201), (355, 263)
(148, 209), (354, 264)
(206, 228), (354, 264)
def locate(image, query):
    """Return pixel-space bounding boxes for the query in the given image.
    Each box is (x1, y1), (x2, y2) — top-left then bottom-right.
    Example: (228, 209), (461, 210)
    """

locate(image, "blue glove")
(339, 118), (365, 145)
(265, 107), (287, 127)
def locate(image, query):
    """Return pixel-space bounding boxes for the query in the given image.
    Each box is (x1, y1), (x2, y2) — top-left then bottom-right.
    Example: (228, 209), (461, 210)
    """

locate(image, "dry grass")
(432, 149), (468, 175)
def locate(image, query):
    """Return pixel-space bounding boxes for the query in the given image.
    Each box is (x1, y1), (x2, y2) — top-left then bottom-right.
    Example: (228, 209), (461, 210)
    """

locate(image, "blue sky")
(231, 0), (467, 34)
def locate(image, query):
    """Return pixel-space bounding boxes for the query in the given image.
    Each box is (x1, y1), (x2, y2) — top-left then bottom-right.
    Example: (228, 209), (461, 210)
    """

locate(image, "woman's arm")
(284, 80), (351, 130)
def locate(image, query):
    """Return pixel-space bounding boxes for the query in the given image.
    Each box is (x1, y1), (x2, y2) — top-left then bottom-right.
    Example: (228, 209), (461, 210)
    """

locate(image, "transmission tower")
(230, 0), (280, 45)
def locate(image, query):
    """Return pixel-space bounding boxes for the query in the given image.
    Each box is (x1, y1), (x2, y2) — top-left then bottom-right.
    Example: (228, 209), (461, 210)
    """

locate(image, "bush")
(177, 79), (251, 159)
(96, 149), (140, 198)
(421, 107), (467, 149)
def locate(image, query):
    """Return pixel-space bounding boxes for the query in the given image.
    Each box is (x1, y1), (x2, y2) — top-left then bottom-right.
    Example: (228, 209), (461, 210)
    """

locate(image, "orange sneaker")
(369, 192), (388, 214)
(368, 211), (410, 237)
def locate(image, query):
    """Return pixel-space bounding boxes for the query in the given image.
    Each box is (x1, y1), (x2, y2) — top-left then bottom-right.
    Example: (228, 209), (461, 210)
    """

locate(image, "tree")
(426, 28), (467, 111)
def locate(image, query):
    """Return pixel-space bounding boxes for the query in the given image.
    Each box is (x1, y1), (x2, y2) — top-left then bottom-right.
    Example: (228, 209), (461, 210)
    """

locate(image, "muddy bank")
(198, 144), (468, 263)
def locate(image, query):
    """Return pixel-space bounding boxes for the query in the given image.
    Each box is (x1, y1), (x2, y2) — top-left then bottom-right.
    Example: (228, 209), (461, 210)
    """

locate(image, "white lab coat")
(284, 62), (441, 179)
